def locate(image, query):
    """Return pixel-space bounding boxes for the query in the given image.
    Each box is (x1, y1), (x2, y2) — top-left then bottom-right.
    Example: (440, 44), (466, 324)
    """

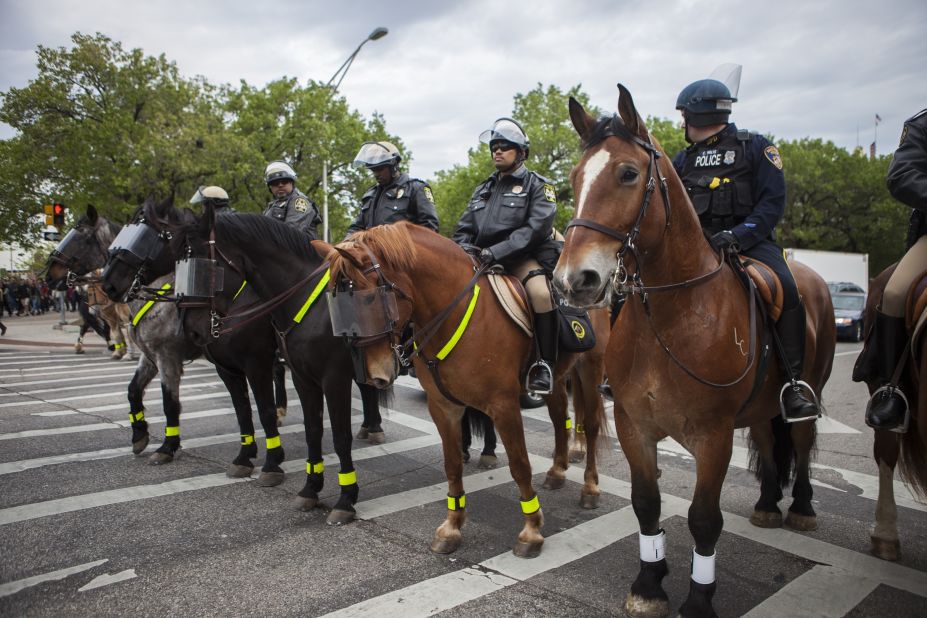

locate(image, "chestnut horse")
(859, 265), (927, 561)
(328, 222), (608, 558)
(552, 89), (834, 617)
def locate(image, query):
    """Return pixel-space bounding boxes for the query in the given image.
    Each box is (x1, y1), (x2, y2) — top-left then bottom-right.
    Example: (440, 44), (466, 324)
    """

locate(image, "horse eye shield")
(327, 286), (399, 338)
(107, 223), (163, 267)
(174, 258), (224, 298)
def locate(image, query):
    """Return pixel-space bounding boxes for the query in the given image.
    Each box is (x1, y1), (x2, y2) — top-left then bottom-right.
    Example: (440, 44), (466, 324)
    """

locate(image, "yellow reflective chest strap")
(131, 283), (172, 326)
(293, 270), (331, 324)
(435, 284), (480, 360)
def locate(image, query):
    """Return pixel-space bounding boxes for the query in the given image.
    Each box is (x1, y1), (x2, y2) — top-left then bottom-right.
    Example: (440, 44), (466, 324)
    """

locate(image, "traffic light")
(52, 203), (66, 228)
(44, 204), (54, 226)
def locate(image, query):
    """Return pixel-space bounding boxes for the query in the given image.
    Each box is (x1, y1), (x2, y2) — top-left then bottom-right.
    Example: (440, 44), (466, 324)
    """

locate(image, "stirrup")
(779, 380), (821, 423)
(526, 360), (553, 396)
(866, 385), (910, 434)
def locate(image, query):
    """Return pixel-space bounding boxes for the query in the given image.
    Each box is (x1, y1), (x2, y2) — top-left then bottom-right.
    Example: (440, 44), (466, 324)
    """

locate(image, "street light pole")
(321, 26), (388, 242)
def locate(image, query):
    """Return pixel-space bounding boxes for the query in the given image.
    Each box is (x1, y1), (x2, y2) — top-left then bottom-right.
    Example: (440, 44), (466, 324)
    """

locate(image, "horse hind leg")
(325, 378), (359, 526)
(747, 419), (785, 528)
(871, 430), (901, 560)
(149, 364), (182, 465)
(252, 369), (286, 487)
(784, 420), (817, 531)
(542, 381), (570, 490)
(127, 355), (157, 455)
(569, 361), (606, 509)
(215, 366), (259, 479)
(272, 357), (287, 426)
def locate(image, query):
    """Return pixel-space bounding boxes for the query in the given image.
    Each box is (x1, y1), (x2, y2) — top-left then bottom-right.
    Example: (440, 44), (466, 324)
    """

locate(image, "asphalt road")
(0, 332), (925, 617)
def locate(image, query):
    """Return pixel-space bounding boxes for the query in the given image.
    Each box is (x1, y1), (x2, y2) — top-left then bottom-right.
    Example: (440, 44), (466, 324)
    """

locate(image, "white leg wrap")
(691, 548), (716, 585)
(639, 529), (666, 563)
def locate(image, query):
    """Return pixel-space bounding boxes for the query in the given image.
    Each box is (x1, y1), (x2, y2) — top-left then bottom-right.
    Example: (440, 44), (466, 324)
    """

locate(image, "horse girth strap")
(132, 282), (172, 327)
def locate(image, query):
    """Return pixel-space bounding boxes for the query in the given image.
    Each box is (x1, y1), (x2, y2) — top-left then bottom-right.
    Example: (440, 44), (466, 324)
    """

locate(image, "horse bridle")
(48, 226), (111, 287)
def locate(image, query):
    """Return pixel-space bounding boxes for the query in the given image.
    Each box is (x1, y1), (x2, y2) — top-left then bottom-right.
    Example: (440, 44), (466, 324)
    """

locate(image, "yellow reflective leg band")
(266, 436), (281, 449)
(114, 342), (125, 350)
(565, 418), (573, 430)
(447, 494), (466, 510)
(164, 426), (180, 437)
(521, 495), (540, 514)
(240, 434), (254, 446)
(576, 423), (584, 434)
(338, 470), (357, 486)
(128, 411), (145, 423)
(307, 461), (324, 474)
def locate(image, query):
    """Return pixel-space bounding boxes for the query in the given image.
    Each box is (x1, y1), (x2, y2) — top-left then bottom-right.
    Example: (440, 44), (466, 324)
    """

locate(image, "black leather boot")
(527, 310), (558, 395)
(865, 312), (909, 431)
(776, 302), (820, 422)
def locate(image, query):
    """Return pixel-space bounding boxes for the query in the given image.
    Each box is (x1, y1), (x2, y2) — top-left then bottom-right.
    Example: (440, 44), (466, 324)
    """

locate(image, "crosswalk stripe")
(742, 564), (879, 617)
(0, 379), (225, 409)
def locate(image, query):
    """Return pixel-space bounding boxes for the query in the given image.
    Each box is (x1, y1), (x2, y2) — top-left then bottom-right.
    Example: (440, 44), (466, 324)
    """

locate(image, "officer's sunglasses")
(490, 142), (516, 153)
(269, 179), (292, 187)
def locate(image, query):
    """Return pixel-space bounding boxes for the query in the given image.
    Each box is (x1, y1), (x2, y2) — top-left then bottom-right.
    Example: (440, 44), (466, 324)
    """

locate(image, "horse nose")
(371, 377), (391, 389)
(559, 269), (601, 297)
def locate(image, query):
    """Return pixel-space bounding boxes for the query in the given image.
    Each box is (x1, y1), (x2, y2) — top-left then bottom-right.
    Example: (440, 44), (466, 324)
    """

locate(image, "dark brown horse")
(860, 264), (927, 561)
(552, 89), (834, 617)
(327, 222), (608, 558)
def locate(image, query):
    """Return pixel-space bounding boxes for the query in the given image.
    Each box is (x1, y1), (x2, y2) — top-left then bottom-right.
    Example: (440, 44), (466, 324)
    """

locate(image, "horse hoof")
(478, 454), (497, 469)
(462, 450), (471, 463)
(870, 535), (900, 561)
(568, 449), (586, 464)
(275, 406), (286, 427)
(785, 511), (817, 532)
(227, 464), (254, 478)
(624, 593), (670, 618)
(132, 436), (149, 455)
(749, 510), (783, 528)
(356, 427), (369, 440)
(431, 536), (461, 554)
(148, 452), (174, 465)
(542, 474), (565, 490)
(326, 509), (355, 526)
(256, 471), (285, 487)
(512, 539), (543, 559)
(579, 493), (599, 509)
(367, 430), (386, 445)
(293, 496), (318, 512)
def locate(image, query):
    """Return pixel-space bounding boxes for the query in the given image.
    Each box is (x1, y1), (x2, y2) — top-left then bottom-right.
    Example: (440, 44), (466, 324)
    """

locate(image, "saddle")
(905, 270), (927, 352)
(739, 257), (784, 321)
(486, 272), (533, 336)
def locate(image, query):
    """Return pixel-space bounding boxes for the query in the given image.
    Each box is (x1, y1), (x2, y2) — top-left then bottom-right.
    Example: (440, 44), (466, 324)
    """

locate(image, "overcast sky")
(1, 0), (925, 180)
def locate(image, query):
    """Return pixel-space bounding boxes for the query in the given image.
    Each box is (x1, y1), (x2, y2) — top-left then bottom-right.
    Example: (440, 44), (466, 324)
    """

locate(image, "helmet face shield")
(479, 118), (529, 148)
(264, 161), (297, 185)
(352, 142), (401, 170)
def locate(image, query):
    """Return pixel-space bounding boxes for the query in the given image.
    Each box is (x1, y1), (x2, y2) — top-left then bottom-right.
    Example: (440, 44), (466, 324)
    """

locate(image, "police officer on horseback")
(854, 108), (927, 432)
(190, 185), (232, 213)
(263, 161), (321, 239)
(673, 75), (819, 422)
(347, 141), (439, 235)
(453, 117), (561, 395)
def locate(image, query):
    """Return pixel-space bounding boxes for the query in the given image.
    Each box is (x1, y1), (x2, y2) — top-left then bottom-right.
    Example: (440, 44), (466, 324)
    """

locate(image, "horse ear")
(616, 83), (650, 141)
(569, 96), (596, 141)
(311, 240), (334, 259)
(333, 245), (365, 270)
(86, 204), (98, 224)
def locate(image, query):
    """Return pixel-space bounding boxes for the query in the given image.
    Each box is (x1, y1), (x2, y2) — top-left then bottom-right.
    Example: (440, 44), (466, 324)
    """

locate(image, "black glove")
(711, 230), (740, 253)
(479, 248), (495, 264)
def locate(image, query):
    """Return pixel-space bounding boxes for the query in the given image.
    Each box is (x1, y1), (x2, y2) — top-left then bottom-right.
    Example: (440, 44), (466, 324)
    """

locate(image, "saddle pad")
(906, 270), (927, 331)
(741, 258), (783, 321)
(486, 273), (533, 337)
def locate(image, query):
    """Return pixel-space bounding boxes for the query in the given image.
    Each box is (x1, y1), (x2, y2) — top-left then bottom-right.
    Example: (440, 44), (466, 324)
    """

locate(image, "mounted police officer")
(190, 185), (232, 213)
(672, 75), (819, 423)
(262, 161), (321, 239)
(346, 141), (439, 236)
(854, 108), (927, 432)
(453, 118), (560, 395)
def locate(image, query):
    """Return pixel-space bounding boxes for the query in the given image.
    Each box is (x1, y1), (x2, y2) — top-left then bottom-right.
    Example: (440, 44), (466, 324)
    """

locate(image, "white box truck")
(784, 248), (869, 295)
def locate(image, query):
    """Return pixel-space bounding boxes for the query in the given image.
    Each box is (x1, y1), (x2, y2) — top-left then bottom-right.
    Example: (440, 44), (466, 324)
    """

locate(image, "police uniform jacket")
(887, 109), (927, 247)
(346, 173), (439, 236)
(453, 164), (560, 270)
(672, 123), (786, 252)
(263, 189), (321, 240)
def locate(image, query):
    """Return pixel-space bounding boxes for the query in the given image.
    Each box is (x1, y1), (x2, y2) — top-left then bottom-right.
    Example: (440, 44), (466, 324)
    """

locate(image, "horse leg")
(871, 429), (901, 560)
(785, 421), (817, 531)
(677, 434), (733, 618)
(748, 420), (784, 528)
(149, 360), (182, 465)
(325, 377), (359, 526)
(569, 372), (588, 464)
(617, 407), (669, 618)
(477, 411), (498, 468)
(489, 399), (545, 558)
(251, 364), (286, 487)
(126, 355), (157, 455)
(215, 366), (258, 478)
(272, 357), (287, 426)
(571, 362), (605, 509)
(542, 381), (570, 490)
(357, 382), (385, 444)
(292, 373), (325, 512)
(428, 397), (467, 554)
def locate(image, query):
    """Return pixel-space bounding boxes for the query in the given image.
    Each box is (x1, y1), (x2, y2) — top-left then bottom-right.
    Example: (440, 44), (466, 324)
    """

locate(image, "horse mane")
(328, 221), (419, 285)
(215, 213), (318, 262)
(583, 114), (635, 150)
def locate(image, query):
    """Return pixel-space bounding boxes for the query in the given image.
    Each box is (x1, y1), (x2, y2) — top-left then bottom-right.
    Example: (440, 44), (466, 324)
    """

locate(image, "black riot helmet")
(675, 79), (736, 128)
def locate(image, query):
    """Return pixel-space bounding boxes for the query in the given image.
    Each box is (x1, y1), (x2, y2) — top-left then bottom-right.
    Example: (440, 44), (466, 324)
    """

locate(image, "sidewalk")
(0, 311), (108, 350)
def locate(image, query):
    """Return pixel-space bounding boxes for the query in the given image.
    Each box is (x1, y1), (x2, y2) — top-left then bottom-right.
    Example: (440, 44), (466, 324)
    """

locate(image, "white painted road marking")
(0, 559), (107, 598)
(743, 564), (879, 617)
(78, 569), (137, 592)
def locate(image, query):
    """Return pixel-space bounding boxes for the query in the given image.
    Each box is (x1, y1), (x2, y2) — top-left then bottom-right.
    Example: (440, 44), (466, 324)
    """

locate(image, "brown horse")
(552, 89), (835, 617)
(327, 222), (608, 558)
(859, 264), (927, 561)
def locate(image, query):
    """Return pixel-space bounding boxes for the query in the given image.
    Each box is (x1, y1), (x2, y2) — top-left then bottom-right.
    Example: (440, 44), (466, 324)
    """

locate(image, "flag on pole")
(870, 142), (876, 160)
(875, 114), (882, 124)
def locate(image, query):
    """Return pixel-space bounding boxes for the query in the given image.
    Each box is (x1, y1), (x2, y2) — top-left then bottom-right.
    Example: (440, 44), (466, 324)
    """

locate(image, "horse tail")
(464, 407), (488, 440)
(748, 415), (798, 488)
(898, 417), (927, 499)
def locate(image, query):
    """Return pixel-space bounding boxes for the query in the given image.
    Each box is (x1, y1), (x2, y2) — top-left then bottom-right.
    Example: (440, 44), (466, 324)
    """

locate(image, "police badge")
(543, 184), (557, 203)
(294, 197), (309, 213)
(396, 188), (404, 199)
(512, 185), (523, 194)
(423, 186), (435, 203)
(764, 146), (783, 170)
(723, 151), (736, 165)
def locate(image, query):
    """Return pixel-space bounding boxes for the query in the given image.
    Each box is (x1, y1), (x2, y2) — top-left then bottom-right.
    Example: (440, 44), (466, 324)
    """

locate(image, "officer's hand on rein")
(479, 248), (495, 265)
(460, 243), (481, 257)
(711, 230), (740, 254)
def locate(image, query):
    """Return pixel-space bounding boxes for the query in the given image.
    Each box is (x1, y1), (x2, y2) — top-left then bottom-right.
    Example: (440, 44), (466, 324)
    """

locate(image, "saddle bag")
(555, 298), (596, 353)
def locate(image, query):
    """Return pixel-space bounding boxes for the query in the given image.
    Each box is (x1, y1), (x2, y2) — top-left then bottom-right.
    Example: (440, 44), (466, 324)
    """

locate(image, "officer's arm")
(672, 151), (686, 175)
(345, 203), (367, 238)
(452, 192), (480, 245)
(887, 117), (927, 211)
(489, 179), (557, 262)
(731, 139), (785, 251)
(412, 182), (440, 232)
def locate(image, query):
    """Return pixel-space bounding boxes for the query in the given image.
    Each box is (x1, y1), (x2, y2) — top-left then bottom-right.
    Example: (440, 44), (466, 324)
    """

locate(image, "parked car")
(827, 281), (865, 295)
(831, 290), (867, 341)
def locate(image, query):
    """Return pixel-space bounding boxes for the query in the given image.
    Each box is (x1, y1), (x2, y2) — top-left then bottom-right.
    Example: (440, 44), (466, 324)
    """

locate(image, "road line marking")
(0, 365), (214, 388)
(7, 367), (214, 394)
(2, 380), (225, 409)
(834, 349), (862, 357)
(0, 559), (107, 598)
(78, 569), (137, 592)
(742, 564), (878, 617)
(32, 410), (79, 417)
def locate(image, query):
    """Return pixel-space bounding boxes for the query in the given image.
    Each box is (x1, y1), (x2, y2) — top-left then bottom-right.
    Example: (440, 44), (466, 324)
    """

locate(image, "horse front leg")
(149, 358), (183, 465)
(215, 365), (258, 478)
(871, 429), (901, 560)
(617, 406), (669, 618)
(292, 372), (325, 512)
(272, 357), (287, 426)
(542, 381), (570, 490)
(325, 377), (358, 526)
(785, 421), (817, 531)
(356, 382), (385, 444)
(126, 355), (157, 455)
(249, 363), (285, 487)
(427, 396), (467, 554)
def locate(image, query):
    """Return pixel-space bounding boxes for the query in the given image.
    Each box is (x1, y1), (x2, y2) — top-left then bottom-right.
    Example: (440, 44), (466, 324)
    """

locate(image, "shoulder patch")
(422, 186), (435, 203)
(543, 184), (557, 203)
(294, 197), (310, 213)
(763, 146), (783, 170)
(899, 125), (909, 147)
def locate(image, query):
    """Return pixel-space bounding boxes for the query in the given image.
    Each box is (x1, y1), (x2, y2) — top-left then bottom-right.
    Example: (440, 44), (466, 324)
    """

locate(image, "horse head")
(553, 85), (699, 308)
(45, 204), (116, 290)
